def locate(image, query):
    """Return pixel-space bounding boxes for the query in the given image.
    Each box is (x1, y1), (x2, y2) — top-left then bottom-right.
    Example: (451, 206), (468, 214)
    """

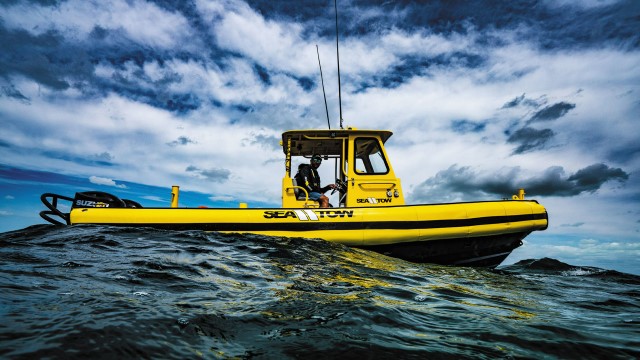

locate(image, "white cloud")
(209, 195), (235, 202)
(0, 0), (193, 48)
(89, 176), (127, 189)
(198, 0), (317, 76)
(141, 195), (168, 203)
(380, 29), (476, 58)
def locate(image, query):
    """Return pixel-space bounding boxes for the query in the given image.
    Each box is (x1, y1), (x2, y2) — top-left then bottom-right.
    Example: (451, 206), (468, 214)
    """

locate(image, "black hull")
(357, 232), (528, 268)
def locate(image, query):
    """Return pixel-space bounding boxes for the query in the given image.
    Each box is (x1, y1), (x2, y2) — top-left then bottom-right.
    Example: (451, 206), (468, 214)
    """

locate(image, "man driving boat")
(296, 155), (336, 208)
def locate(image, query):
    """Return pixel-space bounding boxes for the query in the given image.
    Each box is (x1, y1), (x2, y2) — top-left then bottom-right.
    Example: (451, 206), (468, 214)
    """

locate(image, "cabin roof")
(281, 128), (393, 156)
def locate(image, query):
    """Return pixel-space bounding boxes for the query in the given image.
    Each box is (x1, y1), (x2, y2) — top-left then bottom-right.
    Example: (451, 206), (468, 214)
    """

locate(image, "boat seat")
(291, 178), (309, 201)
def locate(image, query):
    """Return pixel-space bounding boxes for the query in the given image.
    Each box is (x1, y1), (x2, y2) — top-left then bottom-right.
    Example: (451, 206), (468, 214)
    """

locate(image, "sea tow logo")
(357, 197), (392, 204)
(75, 200), (110, 208)
(263, 209), (353, 221)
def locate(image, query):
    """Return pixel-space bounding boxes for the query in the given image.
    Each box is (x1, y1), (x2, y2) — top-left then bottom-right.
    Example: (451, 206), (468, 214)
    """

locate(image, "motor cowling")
(72, 191), (126, 209)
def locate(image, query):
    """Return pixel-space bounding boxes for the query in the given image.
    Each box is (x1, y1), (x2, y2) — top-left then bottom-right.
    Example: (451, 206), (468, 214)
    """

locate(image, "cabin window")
(353, 137), (389, 175)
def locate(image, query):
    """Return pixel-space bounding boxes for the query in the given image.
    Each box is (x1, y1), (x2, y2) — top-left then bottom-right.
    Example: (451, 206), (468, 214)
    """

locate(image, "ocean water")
(1, 225), (638, 359)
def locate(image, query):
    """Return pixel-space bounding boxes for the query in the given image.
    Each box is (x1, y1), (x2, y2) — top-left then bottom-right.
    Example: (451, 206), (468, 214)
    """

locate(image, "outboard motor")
(72, 191), (126, 209)
(41, 191), (143, 226)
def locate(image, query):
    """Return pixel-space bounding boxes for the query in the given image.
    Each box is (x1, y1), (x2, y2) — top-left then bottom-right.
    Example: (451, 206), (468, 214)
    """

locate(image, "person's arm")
(320, 184), (336, 193)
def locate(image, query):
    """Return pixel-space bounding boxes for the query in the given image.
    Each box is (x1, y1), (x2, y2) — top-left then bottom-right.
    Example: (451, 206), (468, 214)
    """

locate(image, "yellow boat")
(40, 127), (547, 267)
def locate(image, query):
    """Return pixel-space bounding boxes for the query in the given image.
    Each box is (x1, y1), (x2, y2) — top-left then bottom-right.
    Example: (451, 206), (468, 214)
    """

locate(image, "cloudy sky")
(1, 0), (638, 274)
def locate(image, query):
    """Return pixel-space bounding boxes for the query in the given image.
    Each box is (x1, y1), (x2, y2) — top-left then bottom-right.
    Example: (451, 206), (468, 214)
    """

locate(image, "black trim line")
(96, 212), (547, 232)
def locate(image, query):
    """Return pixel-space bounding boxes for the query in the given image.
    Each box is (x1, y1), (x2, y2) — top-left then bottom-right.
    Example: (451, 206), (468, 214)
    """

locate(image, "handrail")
(301, 134), (348, 140)
(341, 139), (348, 178)
(357, 182), (397, 189)
(284, 185), (318, 207)
(285, 185), (309, 200)
(40, 193), (74, 225)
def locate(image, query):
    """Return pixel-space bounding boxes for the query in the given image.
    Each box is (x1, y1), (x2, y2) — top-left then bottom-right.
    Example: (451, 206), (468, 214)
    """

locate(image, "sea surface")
(1, 225), (638, 359)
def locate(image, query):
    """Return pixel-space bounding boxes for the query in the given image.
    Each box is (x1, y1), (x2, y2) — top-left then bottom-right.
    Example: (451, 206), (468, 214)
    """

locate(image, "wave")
(2, 225), (639, 358)
(3, 225), (638, 280)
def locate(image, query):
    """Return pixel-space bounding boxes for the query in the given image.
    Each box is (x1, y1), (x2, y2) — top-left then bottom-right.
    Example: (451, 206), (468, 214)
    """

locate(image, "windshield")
(354, 138), (389, 174)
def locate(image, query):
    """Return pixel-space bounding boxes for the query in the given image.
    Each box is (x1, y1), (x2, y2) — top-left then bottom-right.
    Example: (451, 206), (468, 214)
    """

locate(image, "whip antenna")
(316, 45), (331, 129)
(334, 0), (343, 129)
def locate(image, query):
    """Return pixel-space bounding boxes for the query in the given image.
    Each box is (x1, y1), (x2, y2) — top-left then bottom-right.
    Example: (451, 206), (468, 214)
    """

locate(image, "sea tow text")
(357, 198), (392, 204)
(263, 210), (354, 220)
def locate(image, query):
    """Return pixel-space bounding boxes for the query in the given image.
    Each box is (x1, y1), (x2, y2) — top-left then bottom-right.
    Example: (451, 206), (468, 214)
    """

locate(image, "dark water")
(1, 225), (638, 359)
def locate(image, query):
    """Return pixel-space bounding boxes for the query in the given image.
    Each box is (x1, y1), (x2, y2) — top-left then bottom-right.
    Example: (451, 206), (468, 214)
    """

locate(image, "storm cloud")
(501, 93), (546, 109)
(527, 102), (576, 124)
(507, 127), (555, 154)
(410, 163), (629, 203)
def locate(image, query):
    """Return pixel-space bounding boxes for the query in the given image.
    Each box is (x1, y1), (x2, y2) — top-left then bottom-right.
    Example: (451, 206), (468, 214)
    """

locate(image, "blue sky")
(1, 0), (639, 274)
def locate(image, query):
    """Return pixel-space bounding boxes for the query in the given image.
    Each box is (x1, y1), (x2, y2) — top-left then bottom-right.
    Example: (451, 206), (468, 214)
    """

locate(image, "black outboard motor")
(72, 191), (127, 209)
(41, 191), (143, 225)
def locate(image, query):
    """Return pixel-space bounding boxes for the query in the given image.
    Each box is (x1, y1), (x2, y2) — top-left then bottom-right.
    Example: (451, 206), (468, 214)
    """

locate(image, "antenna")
(334, 0), (343, 129)
(316, 45), (331, 129)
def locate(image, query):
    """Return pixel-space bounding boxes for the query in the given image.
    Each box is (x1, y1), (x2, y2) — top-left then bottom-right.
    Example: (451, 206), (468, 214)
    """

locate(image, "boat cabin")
(281, 128), (405, 208)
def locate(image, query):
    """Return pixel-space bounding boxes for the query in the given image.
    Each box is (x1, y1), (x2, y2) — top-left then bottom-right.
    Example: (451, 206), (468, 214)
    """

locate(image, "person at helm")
(296, 155), (336, 208)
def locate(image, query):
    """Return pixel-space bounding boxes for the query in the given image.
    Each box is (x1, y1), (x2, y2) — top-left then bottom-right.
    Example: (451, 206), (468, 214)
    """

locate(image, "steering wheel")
(330, 179), (348, 195)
